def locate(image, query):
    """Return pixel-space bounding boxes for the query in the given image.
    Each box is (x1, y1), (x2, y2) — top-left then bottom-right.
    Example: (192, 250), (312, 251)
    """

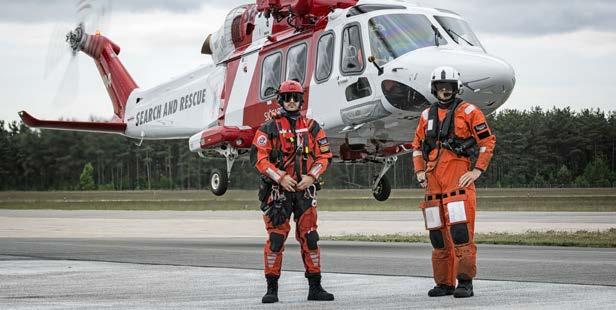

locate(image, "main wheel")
(210, 168), (228, 196)
(372, 177), (391, 202)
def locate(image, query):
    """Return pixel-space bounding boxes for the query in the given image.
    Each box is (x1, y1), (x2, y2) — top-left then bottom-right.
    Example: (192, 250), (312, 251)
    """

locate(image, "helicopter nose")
(458, 54), (516, 108)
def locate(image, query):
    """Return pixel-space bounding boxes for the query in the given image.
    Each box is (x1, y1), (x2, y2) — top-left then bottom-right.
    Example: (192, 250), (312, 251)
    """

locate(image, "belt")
(425, 189), (466, 201)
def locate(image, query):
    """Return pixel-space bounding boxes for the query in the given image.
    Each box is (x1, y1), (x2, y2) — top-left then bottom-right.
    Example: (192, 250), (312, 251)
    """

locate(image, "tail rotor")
(44, 0), (112, 107)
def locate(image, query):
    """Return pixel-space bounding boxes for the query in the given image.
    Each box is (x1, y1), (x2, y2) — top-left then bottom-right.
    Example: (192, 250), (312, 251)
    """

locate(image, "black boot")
(453, 279), (474, 298)
(428, 284), (455, 297)
(306, 273), (334, 301)
(262, 276), (279, 303)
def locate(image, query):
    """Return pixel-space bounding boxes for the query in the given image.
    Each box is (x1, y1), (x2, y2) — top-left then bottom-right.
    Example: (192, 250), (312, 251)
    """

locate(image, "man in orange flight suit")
(251, 80), (334, 304)
(411, 67), (496, 298)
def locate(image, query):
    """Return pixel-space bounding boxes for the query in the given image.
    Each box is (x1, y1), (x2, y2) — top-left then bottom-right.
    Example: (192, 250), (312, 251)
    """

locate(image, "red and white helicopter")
(19, 0), (515, 201)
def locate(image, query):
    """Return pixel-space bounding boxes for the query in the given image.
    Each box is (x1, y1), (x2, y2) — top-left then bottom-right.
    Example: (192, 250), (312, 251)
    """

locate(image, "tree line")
(0, 107), (614, 191)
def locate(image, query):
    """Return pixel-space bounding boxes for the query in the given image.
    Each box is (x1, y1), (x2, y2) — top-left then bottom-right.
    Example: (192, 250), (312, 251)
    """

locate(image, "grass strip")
(324, 228), (616, 248)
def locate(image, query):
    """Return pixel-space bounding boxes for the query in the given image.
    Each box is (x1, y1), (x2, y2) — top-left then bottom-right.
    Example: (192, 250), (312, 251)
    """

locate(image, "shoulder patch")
(464, 105), (476, 115)
(474, 122), (488, 132)
(421, 109), (429, 120)
(256, 134), (268, 146)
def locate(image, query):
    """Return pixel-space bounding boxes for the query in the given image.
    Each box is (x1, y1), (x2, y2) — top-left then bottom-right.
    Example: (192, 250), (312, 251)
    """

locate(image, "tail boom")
(81, 33), (138, 120)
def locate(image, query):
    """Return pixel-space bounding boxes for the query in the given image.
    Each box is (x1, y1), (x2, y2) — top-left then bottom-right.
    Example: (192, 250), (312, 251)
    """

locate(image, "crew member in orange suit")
(411, 67), (496, 298)
(251, 80), (334, 304)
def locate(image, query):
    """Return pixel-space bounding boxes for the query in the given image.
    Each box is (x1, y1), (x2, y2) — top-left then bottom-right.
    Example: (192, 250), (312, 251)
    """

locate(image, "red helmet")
(278, 80), (303, 94)
(277, 80), (304, 106)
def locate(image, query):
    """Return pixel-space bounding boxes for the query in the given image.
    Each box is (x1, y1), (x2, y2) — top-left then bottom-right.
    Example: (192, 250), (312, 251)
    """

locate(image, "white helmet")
(430, 66), (463, 96)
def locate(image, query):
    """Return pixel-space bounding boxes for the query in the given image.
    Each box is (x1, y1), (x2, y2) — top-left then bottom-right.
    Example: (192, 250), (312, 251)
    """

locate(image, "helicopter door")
(308, 23), (377, 133)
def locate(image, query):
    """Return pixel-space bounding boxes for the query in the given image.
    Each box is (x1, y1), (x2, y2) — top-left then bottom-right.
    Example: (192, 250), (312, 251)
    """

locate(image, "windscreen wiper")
(431, 25), (443, 47)
(445, 28), (474, 46)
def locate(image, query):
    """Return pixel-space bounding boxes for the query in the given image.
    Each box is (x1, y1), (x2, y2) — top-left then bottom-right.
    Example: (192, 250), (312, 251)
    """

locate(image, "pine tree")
(79, 163), (96, 190)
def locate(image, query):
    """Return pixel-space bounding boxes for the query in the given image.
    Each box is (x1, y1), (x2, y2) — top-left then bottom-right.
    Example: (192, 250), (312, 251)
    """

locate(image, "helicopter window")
(261, 52), (282, 99)
(341, 24), (365, 75)
(315, 32), (335, 82)
(345, 77), (372, 101)
(368, 14), (445, 66)
(347, 4), (406, 17)
(286, 43), (308, 85)
(434, 16), (484, 50)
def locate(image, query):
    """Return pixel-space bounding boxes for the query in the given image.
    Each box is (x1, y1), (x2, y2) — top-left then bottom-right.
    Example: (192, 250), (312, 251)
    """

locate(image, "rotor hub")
(66, 23), (86, 55)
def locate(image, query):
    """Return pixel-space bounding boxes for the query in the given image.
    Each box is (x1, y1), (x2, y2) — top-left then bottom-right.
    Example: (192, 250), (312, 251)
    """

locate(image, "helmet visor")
(280, 92), (303, 103)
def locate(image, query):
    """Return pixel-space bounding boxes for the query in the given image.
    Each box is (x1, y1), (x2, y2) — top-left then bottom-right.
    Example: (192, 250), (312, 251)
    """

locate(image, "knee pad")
(305, 231), (319, 250)
(269, 233), (285, 252)
(451, 223), (470, 245)
(429, 230), (445, 249)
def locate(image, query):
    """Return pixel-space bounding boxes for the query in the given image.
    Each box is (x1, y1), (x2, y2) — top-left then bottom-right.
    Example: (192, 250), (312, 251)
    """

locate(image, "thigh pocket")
(443, 194), (468, 224)
(420, 201), (443, 230)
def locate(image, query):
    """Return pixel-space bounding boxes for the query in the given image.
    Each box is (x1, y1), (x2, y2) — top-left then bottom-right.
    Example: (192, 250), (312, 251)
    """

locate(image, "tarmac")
(1, 210), (615, 309)
(2, 257), (615, 310)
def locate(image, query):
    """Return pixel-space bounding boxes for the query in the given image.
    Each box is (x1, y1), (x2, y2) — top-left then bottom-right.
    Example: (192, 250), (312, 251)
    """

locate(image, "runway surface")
(2, 210), (616, 308)
(2, 258), (615, 310)
(2, 210), (615, 238)
(1, 237), (615, 286)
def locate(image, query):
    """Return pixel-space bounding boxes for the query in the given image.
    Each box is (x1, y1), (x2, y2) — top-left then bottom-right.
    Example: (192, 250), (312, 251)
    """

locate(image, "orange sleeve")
(411, 110), (428, 173)
(464, 105), (496, 172)
(307, 125), (333, 180)
(252, 128), (286, 184)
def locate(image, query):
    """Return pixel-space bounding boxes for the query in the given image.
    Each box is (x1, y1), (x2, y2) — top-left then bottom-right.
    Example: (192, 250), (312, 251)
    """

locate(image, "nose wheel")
(208, 143), (238, 196)
(372, 156), (397, 202)
(372, 176), (391, 201)
(209, 168), (228, 196)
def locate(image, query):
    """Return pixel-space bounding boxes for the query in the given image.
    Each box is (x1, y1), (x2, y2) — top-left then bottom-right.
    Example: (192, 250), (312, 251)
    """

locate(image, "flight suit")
(411, 100), (496, 286)
(252, 113), (332, 278)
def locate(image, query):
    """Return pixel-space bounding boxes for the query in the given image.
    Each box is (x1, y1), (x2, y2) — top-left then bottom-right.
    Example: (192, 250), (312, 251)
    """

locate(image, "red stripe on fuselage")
(241, 21), (329, 129)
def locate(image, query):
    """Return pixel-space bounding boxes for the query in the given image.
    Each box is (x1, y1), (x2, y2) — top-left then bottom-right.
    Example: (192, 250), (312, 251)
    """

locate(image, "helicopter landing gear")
(372, 156), (397, 202)
(209, 143), (238, 196)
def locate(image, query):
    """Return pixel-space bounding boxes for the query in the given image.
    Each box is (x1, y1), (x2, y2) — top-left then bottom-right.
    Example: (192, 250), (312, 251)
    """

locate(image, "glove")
(265, 200), (291, 227)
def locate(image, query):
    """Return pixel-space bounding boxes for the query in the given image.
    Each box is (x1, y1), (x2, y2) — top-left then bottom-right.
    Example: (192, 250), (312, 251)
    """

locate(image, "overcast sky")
(0, 0), (615, 123)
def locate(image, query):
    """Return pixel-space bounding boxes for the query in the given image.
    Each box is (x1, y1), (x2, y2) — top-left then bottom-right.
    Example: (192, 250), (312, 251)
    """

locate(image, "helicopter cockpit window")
(341, 24), (365, 75)
(368, 14), (445, 66)
(434, 16), (484, 51)
(286, 43), (307, 85)
(315, 32), (334, 82)
(261, 52), (282, 99)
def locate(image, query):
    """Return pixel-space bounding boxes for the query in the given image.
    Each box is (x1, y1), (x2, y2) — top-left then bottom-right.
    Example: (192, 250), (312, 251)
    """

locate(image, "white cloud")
(0, 5), (227, 123)
(483, 30), (616, 113)
(1, 2), (615, 125)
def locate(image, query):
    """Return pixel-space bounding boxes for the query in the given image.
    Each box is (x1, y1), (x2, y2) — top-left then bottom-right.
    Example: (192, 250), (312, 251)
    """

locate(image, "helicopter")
(19, 0), (516, 201)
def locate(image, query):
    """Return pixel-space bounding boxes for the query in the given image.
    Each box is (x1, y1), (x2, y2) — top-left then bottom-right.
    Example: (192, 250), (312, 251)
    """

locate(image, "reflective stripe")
(295, 128), (308, 133)
(266, 168), (281, 182)
(424, 206), (442, 229)
(422, 109), (429, 120)
(310, 253), (320, 266)
(480, 146), (487, 153)
(310, 164), (323, 178)
(413, 151), (423, 157)
(266, 253), (278, 267)
(427, 120), (434, 131)
(464, 105), (476, 115)
(447, 201), (467, 223)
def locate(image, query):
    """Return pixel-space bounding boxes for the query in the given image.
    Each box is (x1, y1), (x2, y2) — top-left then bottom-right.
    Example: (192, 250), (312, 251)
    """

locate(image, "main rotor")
(66, 23), (86, 55)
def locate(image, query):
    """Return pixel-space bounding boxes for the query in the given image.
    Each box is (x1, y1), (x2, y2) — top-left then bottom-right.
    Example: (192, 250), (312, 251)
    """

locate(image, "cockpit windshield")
(434, 16), (484, 51)
(368, 14), (445, 66)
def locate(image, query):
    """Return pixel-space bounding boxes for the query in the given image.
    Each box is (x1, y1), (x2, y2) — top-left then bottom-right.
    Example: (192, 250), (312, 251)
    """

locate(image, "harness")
(421, 99), (478, 161)
(267, 116), (319, 182)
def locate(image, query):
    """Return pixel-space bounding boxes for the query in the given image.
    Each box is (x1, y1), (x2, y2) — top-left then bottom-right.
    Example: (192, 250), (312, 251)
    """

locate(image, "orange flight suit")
(252, 113), (332, 278)
(411, 99), (496, 286)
